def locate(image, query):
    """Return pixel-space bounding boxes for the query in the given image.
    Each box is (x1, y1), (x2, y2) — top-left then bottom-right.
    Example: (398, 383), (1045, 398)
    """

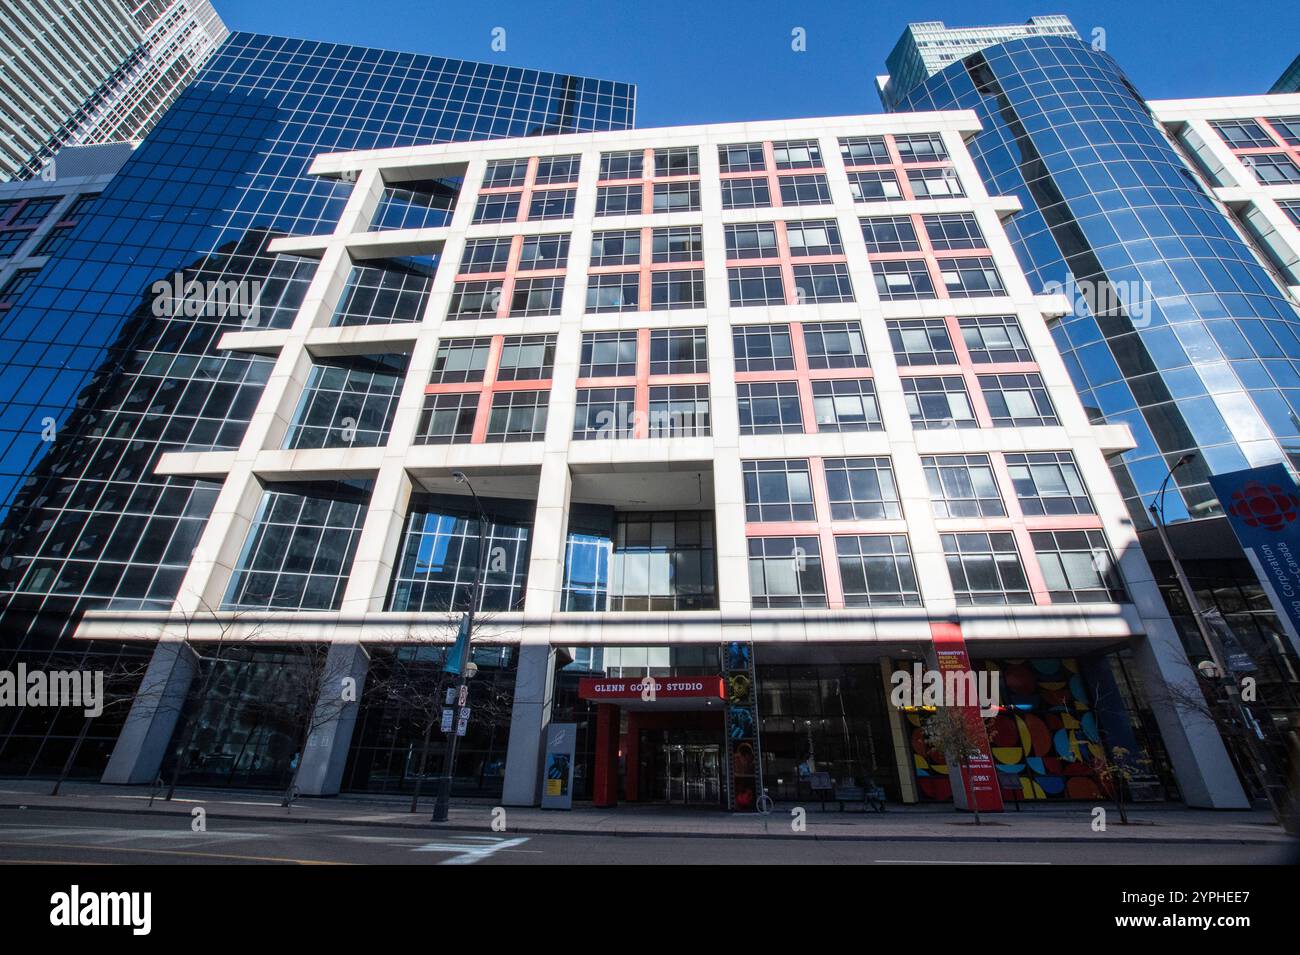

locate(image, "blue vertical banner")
(1207, 463), (1300, 658)
(444, 614), (471, 675)
(723, 642), (763, 812)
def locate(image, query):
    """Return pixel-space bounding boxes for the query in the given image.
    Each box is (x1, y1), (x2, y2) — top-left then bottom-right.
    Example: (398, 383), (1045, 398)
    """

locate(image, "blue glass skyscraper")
(883, 22), (1300, 732)
(0, 32), (634, 777)
(1272, 54), (1300, 94)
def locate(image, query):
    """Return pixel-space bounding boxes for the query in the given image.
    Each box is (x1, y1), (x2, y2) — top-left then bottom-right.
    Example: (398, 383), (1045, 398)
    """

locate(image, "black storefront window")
(756, 664), (898, 804)
(342, 646), (518, 797)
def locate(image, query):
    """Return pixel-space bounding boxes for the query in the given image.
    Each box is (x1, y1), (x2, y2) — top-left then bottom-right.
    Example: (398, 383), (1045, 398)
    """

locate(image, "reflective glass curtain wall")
(890, 35), (1300, 707)
(894, 36), (1300, 528)
(0, 32), (633, 778)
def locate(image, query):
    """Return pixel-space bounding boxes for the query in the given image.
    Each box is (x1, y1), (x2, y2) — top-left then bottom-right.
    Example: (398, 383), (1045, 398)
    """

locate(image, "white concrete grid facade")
(91, 113), (1247, 807)
(1152, 94), (1300, 303)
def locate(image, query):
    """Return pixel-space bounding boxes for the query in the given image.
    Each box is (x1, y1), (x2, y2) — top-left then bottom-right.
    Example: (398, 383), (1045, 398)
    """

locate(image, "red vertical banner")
(624, 710), (640, 802)
(592, 703), (620, 808)
(930, 622), (1003, 813)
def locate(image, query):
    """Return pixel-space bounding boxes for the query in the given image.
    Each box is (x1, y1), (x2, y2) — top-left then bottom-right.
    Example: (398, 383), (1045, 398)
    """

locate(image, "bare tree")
(49, 602), (265, 797)
(158, 603), (268, 800)
(923, 706), (995, 826)
(269, 638), (363, 808)
(1088, 745), (1150, 825)
(86, 599), (349, 807)
(367, 615), (516, 813)
(1144, 657), (1300, 835)
(158, 633), (359, 808)
(49, 657), (153, 796)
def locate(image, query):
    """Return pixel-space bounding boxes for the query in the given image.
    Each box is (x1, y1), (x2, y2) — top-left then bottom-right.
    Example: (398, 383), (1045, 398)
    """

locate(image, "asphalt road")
(0, 807), (1292, 865)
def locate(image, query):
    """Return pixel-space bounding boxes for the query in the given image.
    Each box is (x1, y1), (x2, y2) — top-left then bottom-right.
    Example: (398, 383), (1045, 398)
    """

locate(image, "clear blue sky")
(211, 0), (1298, 126)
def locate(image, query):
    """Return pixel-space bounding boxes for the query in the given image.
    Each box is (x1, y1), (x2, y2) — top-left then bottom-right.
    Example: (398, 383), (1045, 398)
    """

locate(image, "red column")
(624, 710), (640, 802)
(592, 703), (620, 807)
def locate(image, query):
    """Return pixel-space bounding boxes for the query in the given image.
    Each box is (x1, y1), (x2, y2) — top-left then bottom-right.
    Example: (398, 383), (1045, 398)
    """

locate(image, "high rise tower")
(882, 19), (1300, 771)
(0, 1), (228, 180)
(0, 31), (635, 779)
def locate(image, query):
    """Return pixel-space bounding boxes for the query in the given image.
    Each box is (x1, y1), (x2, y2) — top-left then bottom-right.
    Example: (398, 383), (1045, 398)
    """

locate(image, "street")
(0, 807), (1292, 865)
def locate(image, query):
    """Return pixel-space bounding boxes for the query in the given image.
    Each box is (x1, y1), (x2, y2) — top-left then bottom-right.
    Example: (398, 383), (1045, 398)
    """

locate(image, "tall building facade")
(881, 19), (1300, 779)
(0, 0), (228, 181)
(1150, 97), (1300, 294)
(0, 32), (635, 779)
(0, 143), (134, 299)
(1272, 55), (1300, 95)
(82, 114), (1244, 810)
(878, 16), (1078, 112)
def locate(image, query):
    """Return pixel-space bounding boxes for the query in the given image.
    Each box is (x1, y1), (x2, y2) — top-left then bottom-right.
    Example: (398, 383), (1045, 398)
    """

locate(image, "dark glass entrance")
(638, 729), (723, 806)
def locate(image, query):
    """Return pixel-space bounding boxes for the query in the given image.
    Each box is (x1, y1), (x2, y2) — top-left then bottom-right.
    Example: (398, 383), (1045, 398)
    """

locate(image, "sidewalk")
(0, 778), (1292, 844)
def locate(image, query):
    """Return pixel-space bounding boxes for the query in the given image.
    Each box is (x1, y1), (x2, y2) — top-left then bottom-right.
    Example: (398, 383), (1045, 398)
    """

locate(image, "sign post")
(540, 722), (577, 810)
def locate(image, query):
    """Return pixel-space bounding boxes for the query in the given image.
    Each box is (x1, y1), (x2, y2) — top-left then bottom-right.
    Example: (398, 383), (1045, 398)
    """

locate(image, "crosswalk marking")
(0, 819), (532, 864)
(413, 835), (531, 864)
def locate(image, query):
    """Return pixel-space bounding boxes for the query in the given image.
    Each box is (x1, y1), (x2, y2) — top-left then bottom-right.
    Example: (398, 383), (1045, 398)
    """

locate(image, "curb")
(1, 800), (1289, 846)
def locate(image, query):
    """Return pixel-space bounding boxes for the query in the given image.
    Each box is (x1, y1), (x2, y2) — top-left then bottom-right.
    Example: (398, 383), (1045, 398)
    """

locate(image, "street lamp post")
(1148, 455), (1223, 672)
(431, 471), (488, 823)
(1147, 453), (1296, 832)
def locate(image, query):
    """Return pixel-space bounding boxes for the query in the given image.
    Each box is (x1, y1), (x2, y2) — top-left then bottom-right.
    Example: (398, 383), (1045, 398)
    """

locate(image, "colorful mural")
(906, 658), (1109, 801)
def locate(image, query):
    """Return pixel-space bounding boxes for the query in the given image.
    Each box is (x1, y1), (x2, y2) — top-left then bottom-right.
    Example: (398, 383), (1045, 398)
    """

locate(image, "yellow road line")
(0, 840), (348, 865)
(4, 859), (103, 865)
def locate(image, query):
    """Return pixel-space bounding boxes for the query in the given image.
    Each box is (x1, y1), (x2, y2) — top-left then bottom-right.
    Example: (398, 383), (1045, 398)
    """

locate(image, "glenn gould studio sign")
(1209, 463), (1300, 658)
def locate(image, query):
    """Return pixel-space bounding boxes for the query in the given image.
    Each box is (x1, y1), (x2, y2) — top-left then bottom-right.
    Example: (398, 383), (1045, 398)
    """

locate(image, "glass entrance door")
(659, 742), (721, 806)
(665, 743), (685, 802)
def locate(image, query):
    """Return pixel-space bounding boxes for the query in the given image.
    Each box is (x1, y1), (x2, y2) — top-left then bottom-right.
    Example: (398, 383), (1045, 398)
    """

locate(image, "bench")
(831, 782), (887, 812)
(808, 771), (834, 809)
(834, 784), (865, 810)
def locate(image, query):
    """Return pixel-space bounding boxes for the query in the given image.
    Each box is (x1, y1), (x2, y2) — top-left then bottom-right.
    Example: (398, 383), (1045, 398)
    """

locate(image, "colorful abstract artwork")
(907, 658), (1109, 802)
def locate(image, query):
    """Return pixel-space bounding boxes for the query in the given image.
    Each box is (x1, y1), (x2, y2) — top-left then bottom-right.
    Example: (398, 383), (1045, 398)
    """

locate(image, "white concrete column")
(101, 639), (198, 785)
(1130, 623), (1249, 808)
(879, 657), (920, 804)
(698, 157), (747, 611)
(708, 319), (748, 612)
(1075, 441), (1248, 809)
(296, 640), (371, 797)
(501, 642), (557, 806)
(172, 463), (266, 613)
(339, 462), (414, 613)
(523, 444), (574, 615)
(293, 462), (410, 795)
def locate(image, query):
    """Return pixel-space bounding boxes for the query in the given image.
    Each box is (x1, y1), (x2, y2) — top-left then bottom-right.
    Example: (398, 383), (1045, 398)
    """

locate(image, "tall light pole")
(431, 471), (488, 823)
(1148, 453), (1296, 833)
(1148, 455), (1221, 669)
